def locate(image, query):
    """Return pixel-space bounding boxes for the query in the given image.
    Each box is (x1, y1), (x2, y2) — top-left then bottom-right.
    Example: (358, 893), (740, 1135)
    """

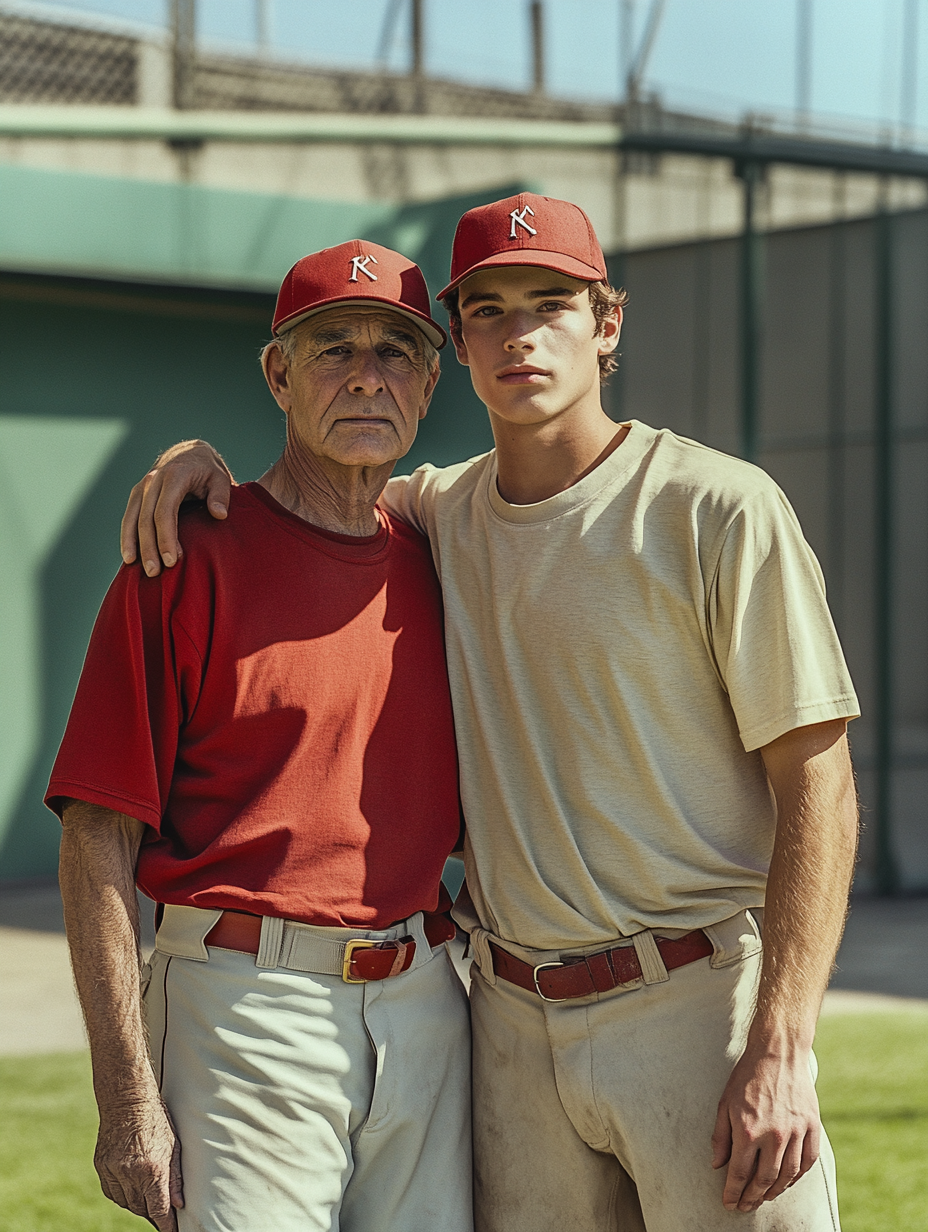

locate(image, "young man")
(123, 193), (859, 1232)
(47, 242), (472, 1232)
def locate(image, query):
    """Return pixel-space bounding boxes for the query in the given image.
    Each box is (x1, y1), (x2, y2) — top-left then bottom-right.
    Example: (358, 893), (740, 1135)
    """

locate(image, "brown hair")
(440, 279), (627, 383)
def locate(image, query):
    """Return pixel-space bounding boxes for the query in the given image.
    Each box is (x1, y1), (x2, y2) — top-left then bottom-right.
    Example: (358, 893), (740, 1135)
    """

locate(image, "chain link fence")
(0, 12), (136, 105)
(0, 5), (620, 118)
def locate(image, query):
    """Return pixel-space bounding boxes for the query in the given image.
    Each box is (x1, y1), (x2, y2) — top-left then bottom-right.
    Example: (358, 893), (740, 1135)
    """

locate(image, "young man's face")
(452, 266), (620, 427)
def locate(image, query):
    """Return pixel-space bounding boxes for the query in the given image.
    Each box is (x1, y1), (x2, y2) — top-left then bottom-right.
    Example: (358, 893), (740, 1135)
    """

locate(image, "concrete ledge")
(0, 106), (621, 146)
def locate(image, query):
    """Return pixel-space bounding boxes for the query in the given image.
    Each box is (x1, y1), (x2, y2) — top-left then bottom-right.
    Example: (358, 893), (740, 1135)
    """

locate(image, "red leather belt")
(204, 909), (456, 983)
(490, 930), (713, 1002)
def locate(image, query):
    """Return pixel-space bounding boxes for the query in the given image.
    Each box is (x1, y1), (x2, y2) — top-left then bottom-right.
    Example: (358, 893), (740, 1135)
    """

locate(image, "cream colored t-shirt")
(382, 420), (859, 949)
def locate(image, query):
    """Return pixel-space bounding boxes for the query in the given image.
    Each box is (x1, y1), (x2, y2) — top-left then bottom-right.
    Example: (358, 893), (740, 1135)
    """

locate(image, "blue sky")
(27, 0), (928, 138)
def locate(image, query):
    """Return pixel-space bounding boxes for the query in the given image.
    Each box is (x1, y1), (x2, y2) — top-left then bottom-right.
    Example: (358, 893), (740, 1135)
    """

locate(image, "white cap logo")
(349, 254), (379, 282)
(509, 205), (537, 238)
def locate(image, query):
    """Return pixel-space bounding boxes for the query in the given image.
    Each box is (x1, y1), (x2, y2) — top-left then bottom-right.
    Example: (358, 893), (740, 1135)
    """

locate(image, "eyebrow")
(459, 286), (579, 308)
(381, 326), (420, 350)
(309, 322), (422, 355)
(311, 325), (355, 345)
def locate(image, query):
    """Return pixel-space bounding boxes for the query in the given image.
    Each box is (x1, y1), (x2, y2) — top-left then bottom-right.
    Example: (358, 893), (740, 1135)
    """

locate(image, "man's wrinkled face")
(452, 266), (620, 427)
(268, 307), (439, 468)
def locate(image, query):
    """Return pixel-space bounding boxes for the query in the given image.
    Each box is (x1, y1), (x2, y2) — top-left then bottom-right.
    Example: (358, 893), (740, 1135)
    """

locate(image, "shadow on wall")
(0, 182), (519, 881)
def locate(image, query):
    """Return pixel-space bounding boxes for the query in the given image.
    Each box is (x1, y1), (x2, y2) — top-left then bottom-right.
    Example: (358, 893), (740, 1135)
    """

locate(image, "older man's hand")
(121, 440), (233, 577)
(95, 1096), (183, 1232)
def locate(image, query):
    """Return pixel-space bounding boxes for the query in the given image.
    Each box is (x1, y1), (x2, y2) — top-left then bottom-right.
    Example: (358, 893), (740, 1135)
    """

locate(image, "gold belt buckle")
(342, 938), (377, 984)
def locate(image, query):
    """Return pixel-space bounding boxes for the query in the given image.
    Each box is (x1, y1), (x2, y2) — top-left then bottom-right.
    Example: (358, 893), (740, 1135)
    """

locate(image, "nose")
(348, 349), (385, 397)
(503, 312), (536, 353)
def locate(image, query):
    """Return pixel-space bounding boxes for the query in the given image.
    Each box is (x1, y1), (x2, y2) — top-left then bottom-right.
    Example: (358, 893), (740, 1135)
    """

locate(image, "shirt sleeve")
(379, 472), (427, 534)
(45, 562), (202, 830)
(708, 486), (860, 752)
(380, 462), (455, 539)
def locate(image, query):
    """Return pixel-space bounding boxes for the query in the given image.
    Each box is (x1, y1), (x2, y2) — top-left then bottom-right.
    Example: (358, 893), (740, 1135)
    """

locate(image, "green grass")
(815, 1009), (928, 1232)
(0, 1051), (142, 1231)
(0, 1012), (925, 1231)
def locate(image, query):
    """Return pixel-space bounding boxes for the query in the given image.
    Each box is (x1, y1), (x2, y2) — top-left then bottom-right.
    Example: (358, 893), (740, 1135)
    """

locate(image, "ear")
(450, 318), (470, 368)
(597, 306), (622, 357)
(262, 342), (292, 413)
(419, 359), (441, 421)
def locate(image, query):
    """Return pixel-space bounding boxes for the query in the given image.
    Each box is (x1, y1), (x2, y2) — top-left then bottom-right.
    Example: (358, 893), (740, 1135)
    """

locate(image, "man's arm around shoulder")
(60, 800), (182, 1232)
(712, 718), (858, 1213)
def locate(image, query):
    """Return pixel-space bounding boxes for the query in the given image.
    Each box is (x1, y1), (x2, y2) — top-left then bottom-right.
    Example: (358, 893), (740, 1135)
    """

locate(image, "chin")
(332, 451), (399, 467)
(494, 402), (559, 427)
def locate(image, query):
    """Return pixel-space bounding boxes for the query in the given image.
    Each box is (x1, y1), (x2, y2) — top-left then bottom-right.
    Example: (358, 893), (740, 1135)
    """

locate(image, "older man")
(46, 242), (472, 1232)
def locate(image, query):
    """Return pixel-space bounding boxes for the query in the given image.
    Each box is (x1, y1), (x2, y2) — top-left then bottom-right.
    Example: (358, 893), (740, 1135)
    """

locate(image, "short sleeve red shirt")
(46, 483), (461, 928)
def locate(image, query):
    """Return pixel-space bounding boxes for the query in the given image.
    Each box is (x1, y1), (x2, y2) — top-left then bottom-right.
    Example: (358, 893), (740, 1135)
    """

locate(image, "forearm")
(752, 725), (859, 1051)
(59, 802), (158, 1110)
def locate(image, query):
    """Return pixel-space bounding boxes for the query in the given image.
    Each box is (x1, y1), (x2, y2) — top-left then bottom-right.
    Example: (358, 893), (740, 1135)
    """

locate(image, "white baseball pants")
(467, 909), (840, 1232)
(142, 905), (473, 1232)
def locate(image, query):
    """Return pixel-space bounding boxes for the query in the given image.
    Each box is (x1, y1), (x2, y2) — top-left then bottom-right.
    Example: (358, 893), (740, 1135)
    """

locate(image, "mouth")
(496, 366), (550, 385)
(334, 417), (393, 427)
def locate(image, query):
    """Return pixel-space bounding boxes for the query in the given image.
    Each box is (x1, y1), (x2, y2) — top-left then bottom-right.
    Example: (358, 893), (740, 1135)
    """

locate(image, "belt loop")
(631, 930), (669, 984)
(256, 914), (285, 968)
(155, 904), (223, 962)
(469, 927), (498, 987)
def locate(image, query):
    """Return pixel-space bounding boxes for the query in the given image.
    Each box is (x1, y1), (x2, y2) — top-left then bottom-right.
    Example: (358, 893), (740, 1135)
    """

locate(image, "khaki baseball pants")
(142, 905), (473, 1232)
(467, 909), (840, 1232)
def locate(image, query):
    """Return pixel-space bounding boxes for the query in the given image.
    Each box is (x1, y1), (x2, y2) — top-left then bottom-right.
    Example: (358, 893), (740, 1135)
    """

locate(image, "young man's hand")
(95, 1096), (183, 1232)
(711, 717), (856, 1214)
(711, 1042), (820, 1211)
(121, 440), (233, 577)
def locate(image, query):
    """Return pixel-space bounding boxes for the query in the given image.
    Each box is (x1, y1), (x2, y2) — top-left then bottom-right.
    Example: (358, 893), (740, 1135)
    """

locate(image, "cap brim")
(436, 250), (607, 301)
(275, 296), (447, 349)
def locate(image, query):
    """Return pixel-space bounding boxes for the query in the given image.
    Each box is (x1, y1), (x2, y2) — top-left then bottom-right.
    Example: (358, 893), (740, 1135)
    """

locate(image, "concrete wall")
(5, 130), (927, 258)
(608, 208), (928, 892)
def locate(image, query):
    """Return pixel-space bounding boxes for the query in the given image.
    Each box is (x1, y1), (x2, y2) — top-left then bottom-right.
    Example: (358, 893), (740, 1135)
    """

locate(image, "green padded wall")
(0, 176), (512, 878)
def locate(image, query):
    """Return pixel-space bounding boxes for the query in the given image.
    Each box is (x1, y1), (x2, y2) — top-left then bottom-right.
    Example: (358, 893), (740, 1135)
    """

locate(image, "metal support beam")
(825, 177), (848, 624)
(171, 0), (196, 111)
(411, 0), (425, 111)
(620, 128), (928, 178)
(255, 0), (271, 55)
(737, 160), (764, 462)
(873, 193), (900, 894)
(795, 0), (813, 130)
(900, 0), (920, 145)
(530, 1), (545, 96)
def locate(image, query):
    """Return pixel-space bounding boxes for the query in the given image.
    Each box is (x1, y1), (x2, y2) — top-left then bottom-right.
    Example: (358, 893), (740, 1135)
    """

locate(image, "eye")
(321, 345), (351, 356)
(538, 300), (568, 312)
(379, 345), (411, 360)
(471, 305), (502, 317)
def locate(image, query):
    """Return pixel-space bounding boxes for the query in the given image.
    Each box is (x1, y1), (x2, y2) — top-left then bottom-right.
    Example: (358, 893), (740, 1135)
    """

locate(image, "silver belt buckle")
(533, 960), (566, 1002)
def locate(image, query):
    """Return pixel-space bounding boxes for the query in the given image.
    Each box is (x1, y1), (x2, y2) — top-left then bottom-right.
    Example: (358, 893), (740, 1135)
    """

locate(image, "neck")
(258, 442), (391, 536)
(490, 398), (629, 506)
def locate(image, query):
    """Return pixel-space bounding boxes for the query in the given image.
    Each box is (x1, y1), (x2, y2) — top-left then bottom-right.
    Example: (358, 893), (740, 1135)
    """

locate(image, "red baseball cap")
(437, 192), (608, 300)
(273, 239), (447, 348)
